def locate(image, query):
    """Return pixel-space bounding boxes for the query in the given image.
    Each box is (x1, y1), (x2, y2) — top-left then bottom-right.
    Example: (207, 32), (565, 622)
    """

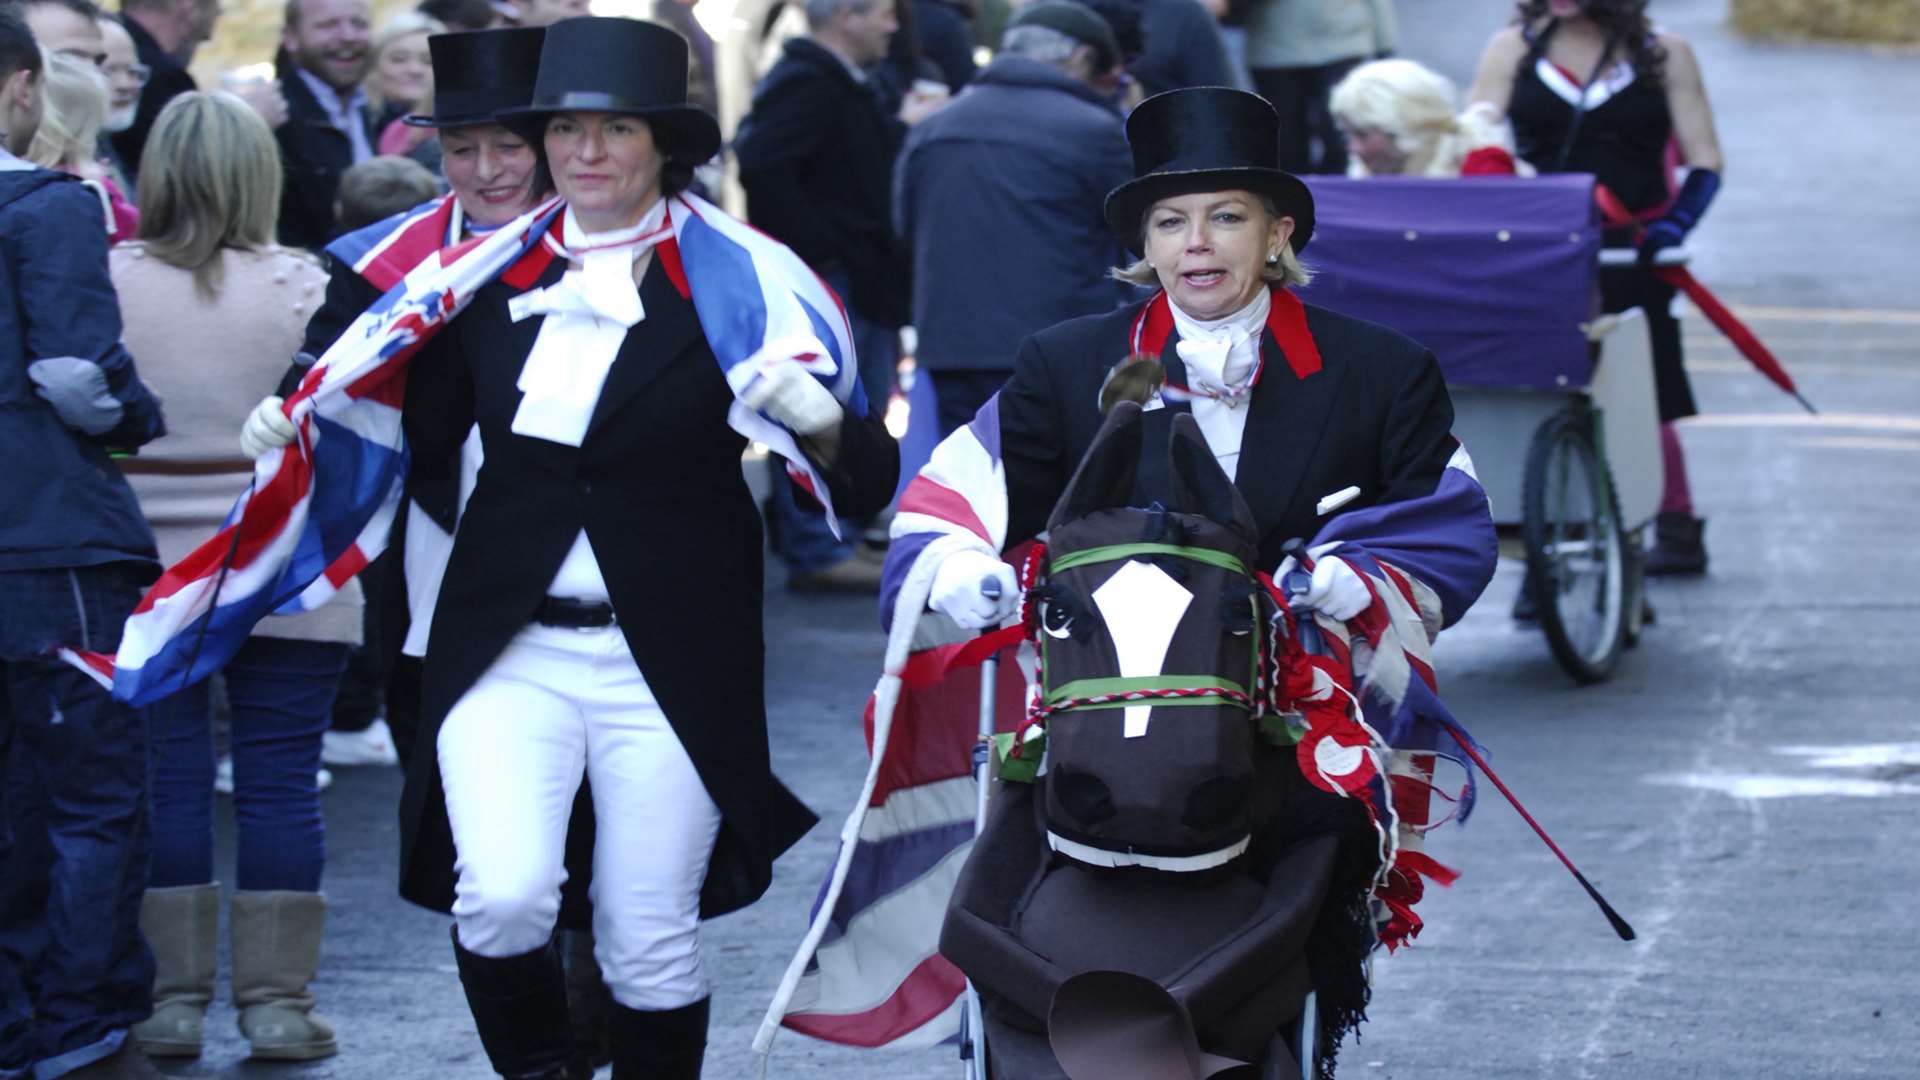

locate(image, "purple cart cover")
(1296, 175), (1601, 391)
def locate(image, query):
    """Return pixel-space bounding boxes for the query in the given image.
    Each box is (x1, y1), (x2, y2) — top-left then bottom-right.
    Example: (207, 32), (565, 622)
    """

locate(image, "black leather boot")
(562, 929), (613, 1080)
(1646, 511), (1708, 576)
(451, 929), (573, 1080)
(608, 997), (709, 1080)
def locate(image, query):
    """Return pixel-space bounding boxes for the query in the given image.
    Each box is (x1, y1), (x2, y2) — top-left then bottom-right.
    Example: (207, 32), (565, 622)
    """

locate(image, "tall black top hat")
(500, 17), (721, 164)
(404, 28), (546, 128)
(1104, 87), (1316, 254)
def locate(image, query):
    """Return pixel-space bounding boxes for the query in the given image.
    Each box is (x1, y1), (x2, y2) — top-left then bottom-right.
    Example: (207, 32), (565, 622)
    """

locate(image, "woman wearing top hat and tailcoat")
(890, 88), (1496, 1070)
(364, 18), (895, 1079)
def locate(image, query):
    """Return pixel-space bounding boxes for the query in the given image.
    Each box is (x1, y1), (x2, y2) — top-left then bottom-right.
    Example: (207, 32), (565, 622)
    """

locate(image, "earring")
(1265, 252), (1279, 266)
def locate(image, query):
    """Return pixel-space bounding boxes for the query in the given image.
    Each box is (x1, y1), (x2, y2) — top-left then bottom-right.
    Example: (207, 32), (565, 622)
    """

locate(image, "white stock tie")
(508, 202), (670, 447)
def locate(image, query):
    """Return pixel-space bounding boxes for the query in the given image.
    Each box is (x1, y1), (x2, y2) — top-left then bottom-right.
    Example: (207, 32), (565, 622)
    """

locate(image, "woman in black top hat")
(892, 87), (1495, 1063)
(386, 17), (897, 1080)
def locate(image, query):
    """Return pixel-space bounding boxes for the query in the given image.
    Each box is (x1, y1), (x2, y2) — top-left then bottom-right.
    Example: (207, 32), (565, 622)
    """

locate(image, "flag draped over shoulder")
(757, 296), (1499, 1055)
(63, 192), (864, 705)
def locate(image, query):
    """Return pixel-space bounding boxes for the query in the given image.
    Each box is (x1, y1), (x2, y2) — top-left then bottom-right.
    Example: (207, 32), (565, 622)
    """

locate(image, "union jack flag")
(64, 191), (864, 704)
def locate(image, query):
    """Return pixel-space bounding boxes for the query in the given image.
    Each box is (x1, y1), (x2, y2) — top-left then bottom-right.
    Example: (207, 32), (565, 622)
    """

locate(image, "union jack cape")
(757, 289), (1498, 1056)
(63, 192), (864, 705)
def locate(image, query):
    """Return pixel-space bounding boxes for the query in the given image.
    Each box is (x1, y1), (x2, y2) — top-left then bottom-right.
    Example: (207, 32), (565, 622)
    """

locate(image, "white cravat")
(508, 201), (670, 447)
(1169, 290), (1270, 481)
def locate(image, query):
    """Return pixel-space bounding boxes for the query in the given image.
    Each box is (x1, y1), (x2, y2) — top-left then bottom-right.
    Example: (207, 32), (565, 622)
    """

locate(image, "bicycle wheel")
(1522, 408), (1626, 683)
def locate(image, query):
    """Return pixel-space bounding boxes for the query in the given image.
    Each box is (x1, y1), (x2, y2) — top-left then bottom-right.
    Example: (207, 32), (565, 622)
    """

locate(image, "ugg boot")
(230, 890), (337, 1060)
(608, 997), (708, 1080)
(130, 884), (220, 1057)
(1646, 511), (1708, 576)
(452, 928), (573, 1080)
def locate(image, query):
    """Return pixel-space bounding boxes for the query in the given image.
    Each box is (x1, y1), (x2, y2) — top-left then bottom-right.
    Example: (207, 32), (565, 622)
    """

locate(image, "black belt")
(534, 596), (618, 630)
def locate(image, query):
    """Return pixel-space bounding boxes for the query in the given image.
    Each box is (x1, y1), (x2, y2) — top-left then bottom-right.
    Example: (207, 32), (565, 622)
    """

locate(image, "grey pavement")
(153, 2), (1920, 1077)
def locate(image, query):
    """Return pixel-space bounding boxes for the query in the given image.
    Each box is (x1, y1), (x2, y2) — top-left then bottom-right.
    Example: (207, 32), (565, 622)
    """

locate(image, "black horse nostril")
(1182, 776), (1250, 833)
(1050, 769), (1116, 826)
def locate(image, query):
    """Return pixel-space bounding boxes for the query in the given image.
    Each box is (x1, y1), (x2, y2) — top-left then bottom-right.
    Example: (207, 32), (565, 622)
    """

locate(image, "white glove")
(930, 549), (1020, 629)
(740, 362), (842, 436)
(1303, 556), (1371, 620)
(239, 395), (298, 459)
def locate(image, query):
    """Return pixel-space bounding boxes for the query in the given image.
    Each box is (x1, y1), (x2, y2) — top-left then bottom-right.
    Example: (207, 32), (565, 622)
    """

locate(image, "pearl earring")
(1265, 252), (1279, 266)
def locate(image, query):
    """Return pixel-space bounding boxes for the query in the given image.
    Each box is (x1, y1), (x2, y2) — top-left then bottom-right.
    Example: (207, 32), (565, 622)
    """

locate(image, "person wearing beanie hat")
(895, 0), (1136, 434)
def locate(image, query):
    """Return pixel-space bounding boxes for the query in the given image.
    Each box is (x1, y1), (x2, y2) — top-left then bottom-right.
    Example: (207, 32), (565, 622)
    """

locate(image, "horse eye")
(1041, 600), (1074, 640)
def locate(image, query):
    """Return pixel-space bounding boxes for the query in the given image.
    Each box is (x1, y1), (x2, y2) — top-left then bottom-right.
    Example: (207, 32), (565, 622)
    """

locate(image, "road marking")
(1647, 773), (1920, 799)
(1728, 304), (1920, 325)
(1684, 412), (1920, 432)
(1796, 435), (1920, 452)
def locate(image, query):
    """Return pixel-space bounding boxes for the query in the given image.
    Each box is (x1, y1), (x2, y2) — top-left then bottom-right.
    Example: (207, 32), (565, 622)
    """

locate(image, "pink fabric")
(378, 116), (429, 157)
(1659, 422), (1693, 515)
(103, 176), (139, 245)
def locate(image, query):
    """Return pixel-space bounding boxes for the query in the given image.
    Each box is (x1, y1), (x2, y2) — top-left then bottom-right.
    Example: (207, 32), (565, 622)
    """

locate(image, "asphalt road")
(153, 2), (1920, 1077)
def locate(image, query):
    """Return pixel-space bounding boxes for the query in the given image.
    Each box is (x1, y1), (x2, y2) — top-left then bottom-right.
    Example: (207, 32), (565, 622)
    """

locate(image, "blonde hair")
(26, 52), (106, 172)
(370, 12), (445, 109)
(135, 91), (284, 301)
(1329, 59), (1525, 178)
(1111, 192), (1313, 290)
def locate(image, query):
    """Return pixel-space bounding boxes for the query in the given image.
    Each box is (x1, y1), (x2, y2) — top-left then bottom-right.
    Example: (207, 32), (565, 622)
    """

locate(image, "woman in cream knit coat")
(109, 91), (360, 1063)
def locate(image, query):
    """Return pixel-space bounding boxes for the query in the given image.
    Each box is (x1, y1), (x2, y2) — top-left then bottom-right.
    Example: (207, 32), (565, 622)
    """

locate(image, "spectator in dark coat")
(887, 0), (976, 92)
(274, 0), (376, 250)
(736, 0), (945, 592)
(0, 15), (171, 1079)
(895, 0), (1134, 434)
(111, 0), (218, 172)
(1128, 0), (1234, 97)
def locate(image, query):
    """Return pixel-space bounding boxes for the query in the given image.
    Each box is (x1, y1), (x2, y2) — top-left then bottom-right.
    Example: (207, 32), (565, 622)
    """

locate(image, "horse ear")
(1168, 413), (1259, 543)
(1049, 400), (1145, 532)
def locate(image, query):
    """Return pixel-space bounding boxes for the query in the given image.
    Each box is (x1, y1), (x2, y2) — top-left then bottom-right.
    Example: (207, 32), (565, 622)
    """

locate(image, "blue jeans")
(0, 563), (155, 1079)
(147, 637), (347, 893)
(772, 276), (900, 572)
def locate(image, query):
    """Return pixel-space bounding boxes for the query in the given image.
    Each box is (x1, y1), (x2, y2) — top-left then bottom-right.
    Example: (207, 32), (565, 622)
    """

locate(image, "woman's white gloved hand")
(930, 549), (1020, 629)
(1304, 556), (1371, 620)
(239, 396), (297, 459)
(740, 362), (842, 436)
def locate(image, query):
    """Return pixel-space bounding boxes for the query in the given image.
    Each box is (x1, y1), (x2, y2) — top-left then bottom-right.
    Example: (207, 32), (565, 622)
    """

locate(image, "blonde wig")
(1329, 59), (1527, 178)
(25, 52), (105, 172)
(1112, 192), (1313, 291)
(135, 91), (283, 301)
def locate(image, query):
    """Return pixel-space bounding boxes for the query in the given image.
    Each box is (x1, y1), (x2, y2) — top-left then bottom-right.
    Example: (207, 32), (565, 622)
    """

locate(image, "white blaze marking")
(1090, 560), (1193, 738)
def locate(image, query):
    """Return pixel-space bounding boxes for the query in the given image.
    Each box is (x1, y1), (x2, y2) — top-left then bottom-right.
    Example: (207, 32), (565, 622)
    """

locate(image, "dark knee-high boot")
(608, 997), (709, 1080)
(452, 928), (573, 1080)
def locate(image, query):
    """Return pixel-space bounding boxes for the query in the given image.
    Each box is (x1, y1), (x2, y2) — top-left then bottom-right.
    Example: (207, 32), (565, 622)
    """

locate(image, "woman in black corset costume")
(1469, 0), (1724, 576)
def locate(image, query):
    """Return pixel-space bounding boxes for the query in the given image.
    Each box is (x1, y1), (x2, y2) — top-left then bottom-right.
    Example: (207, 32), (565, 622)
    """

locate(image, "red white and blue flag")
(63, 192), (863, 705)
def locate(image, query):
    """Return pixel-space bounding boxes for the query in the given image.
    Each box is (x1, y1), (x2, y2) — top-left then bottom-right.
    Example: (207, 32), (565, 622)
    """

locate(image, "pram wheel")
(1522, 405), (1628, 683)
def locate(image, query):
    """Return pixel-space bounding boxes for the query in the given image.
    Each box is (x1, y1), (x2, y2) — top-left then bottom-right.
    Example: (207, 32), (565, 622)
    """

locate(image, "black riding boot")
(608, 997), (709, 1080)
(1646, 511), (1708, 576)
(562, 929), (613, 1079)
(451, 929), (573, 1079)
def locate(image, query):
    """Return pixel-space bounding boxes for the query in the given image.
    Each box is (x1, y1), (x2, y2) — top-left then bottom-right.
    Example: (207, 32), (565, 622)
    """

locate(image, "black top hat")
(1104, 87), (1315, 255)
(404, 28), (547, 128)
(500, 17), (721, 164)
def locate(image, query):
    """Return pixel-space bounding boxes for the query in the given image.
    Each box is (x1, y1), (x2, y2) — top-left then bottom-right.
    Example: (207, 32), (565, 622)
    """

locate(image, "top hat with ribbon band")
(499, 16), (721, 164)
(403, 27), (546, 128)
(1104, 87), (1316, 255)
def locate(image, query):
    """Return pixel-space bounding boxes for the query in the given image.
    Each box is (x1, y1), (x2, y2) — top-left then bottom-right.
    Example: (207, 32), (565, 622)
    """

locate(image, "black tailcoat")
(396, 254), (899, 921)
(996, 296), (1457, 565)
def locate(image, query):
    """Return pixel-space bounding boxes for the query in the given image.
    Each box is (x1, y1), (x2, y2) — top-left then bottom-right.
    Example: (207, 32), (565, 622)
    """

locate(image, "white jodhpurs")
(438, 621), (722, 1010)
